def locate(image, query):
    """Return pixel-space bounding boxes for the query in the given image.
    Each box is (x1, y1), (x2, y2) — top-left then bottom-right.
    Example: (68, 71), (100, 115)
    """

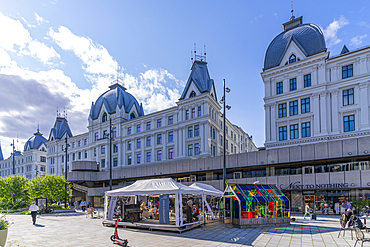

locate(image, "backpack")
(353, 216), (364, 229)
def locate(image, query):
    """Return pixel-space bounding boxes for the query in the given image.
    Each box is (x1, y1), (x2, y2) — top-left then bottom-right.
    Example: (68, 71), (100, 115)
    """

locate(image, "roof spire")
(290, 1), (295, 20)
(191, 43), (206, 65)
(37, 123), (39, 133)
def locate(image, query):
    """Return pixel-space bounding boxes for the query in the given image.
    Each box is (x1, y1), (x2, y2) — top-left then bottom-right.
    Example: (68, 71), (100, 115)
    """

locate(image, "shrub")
(0, 201), (30, 210)
(20, 211), (31, 215)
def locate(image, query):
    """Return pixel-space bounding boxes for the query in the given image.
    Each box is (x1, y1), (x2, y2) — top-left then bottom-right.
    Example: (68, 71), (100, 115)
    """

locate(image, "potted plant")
(0, 214), (11, 247)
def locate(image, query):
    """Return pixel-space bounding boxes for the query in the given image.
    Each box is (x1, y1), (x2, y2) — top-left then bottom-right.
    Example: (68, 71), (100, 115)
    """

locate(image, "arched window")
(189, 91), (196, 98)
(289, 54), (296, 64)
(130, 113), (136, 119)
(102, 112), (107, 122)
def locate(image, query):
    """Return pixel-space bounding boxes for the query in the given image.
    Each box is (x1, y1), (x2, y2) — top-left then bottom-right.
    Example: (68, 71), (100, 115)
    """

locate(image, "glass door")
(303, 166), (314, 174)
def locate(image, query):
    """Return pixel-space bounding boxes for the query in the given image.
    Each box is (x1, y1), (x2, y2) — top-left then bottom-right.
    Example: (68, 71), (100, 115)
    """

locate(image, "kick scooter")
(110, 218), (128, 246)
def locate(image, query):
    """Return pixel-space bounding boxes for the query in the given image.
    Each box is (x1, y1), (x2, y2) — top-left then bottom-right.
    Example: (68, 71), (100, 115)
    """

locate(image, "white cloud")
(323, 16), (349, 47)
(34, 12), (48, 25)
(358, 21), (370, 29)
(0, 12), (60, 64)
(350, 34), (367, 46)
(21, 17), (36, 28)
(48, 26), (117, 75)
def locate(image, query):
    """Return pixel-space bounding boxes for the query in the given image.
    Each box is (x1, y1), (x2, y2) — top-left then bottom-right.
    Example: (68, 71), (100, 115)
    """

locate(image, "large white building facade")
(0, 130), (48, 179)
(262, 16), (370, 148)
(47, 57), (258, 177)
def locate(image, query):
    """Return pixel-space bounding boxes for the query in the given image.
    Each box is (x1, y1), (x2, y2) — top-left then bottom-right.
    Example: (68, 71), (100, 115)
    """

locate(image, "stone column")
(271, 103), (277, 141)
(318, 63), (326, 84)
(312, 93), (320, 135)
(311, 65), (318, 85)
(331, 89), (340, 133)
(331, 64), (338, 82)
(297, 70), (303, 89)
(283, 74), (288, 93)
(264, 104), (271, 142)
(320, 92), (328, 134)
(360, 82), (369, 129)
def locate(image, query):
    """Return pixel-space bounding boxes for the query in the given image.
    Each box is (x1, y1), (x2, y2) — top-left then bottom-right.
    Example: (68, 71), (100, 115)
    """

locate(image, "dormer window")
(130, 113), (136, 119)
(289, 54), (296, 64)
(189, 91), (196, 98)
(102, 112), (107, 122)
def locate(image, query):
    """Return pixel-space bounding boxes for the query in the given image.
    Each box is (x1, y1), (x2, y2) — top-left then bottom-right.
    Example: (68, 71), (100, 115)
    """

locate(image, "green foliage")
(0, 201), (29, 210)
(28, 175), (72, 203)
(20, 210), (31, 215)
(353, 199), (370, 208)
(0, 215), (10, 230)
(0, 175), (29, 202)
(0, 210), (18, 214)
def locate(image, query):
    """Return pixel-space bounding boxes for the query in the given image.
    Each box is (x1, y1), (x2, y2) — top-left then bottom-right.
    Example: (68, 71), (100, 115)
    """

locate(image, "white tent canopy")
(189, 182), (223, 197)
(104, 178), (219, 228)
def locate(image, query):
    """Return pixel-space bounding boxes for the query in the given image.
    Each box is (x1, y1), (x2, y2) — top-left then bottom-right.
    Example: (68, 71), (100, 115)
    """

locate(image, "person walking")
(74, 201), (79, 211)
(303, 203), (312, 219)
(80, 199), (87, 212)
(29, 202), (39, 225)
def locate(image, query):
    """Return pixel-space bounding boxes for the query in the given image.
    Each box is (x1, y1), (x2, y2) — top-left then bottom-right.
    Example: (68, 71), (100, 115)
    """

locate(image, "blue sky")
(0, 0), (369, 158)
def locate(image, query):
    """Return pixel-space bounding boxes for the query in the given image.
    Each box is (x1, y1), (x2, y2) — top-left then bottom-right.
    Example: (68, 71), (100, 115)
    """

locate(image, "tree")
(0, 175), (30, 202)
(28, 175), (72, 204)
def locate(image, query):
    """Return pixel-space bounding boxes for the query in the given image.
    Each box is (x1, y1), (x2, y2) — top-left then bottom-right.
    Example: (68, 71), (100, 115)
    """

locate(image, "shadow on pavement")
(34, 224), (45, 227)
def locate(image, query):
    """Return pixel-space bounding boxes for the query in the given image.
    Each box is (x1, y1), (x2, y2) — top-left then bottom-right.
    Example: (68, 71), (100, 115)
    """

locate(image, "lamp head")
(226, 87), (231, 93)
(226, 105), (231, 110)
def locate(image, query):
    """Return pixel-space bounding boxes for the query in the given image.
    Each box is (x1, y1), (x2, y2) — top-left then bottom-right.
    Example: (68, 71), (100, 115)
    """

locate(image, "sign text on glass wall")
(281, 181), (349, 190)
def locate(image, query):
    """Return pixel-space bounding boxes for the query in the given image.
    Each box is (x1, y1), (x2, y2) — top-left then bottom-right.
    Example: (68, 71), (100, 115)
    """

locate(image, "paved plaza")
(3, 212), (367, 246)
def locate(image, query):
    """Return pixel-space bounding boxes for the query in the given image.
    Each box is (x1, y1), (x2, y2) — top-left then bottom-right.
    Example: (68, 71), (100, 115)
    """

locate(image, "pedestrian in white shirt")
(29, 202), (39, 225)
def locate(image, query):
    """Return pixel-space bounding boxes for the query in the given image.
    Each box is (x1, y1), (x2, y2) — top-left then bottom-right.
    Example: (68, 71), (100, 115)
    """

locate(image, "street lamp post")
(109, 118), (113, 190)
(64, 136), (68, 208)
(11, 139), (15, 175)
(220, 79), (231, 191)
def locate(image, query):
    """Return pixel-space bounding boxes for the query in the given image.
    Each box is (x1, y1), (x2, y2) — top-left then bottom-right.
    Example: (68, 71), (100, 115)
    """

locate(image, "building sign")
(280, 181), (349, 190)
(159, 195), (170, 224)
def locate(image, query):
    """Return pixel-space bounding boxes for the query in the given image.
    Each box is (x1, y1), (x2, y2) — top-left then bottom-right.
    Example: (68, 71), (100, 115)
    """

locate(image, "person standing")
(303, 203), (311, 219)
(80, 199), (87, 212)
(87, 200), (92, 208)
(29, 202), (39, 225)
(346, 201), (352, 211)
(186, 197), (193, 223)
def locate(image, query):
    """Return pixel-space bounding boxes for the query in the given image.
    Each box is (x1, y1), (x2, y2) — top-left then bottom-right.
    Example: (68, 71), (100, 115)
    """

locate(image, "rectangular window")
(40, 156), (46, 162)
(195, 143), (200, 155)
(137, 154), (141, 164)
(186, 110), (189, 120)
(78, 140), (81, 147)
(95, 132), (98, 141)
(101, 145), (105, 154)
(342, 64), (353, 79)
(113, 158), (118, 167)
(226, 140), (228, 149)
(344, 115), (355, 132)
(137, 124), (141, 133)
(188, 144), (193, 156)
(127, 127), (131, 135)
(188, 126), (193, 138)
(72, 142), (75, 148)
(84, 151), (87, 158)
(289, 100), (298, 116)
(304, 74), (311, 88)
(146, 122), (151, 130)
(94, 148), (96, 157)
(343, 88), (354, 106)
(231, 144), (233, 153)
(113, 144), (118, 153)
(127, 141), (131, 150)
(157, 134), (162, 144)
(290, 78), (297, 91)
(146, 136), (151, 147)
(230, 131), (233, 138)
(127, 156), (131, 165)
(73, 153), (76, 160)
(276, 82), (283, 94)
(194, 125), (199, 136)
(168, 131), (173, 142)
(157, 150), (162, 161)
(168, 148), (173, 159)
(220, 135), (223, 144)
(157, 119), (162, 128)
(113, 128), (116, 138)
(301, 98), (310, 113)
(84, 139), (87, 145)
(168, 116), (173, 125)
(302, 122), (311, 138)
(137, 139), (141, 149)
(278, 103), (287, 118)
(147, 152), (151, 162)
(192, 108), (195, 118)
(198, 106), (201, 117)
(290, 124), (299, 139)
(213, 128), (215, 139)
(101, 159), (105, 168)
(279, 126), (287, 141)
(103, 130), (107, 139)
